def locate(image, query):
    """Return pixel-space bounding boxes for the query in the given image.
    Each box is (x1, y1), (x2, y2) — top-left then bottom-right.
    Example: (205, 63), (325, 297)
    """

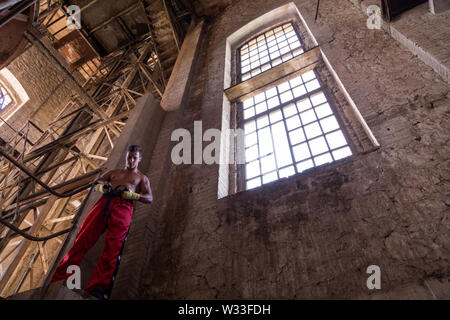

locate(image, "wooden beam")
(79, 0), (102, 13)
(0, 169), (101, 208)
(117, 16), (135, 42)
(224, 47), (321, 102)
(69, 52), (98, 71)
(139, 63), (163, 97)
(88, 2), (140, 35)
(37, 242), (48, 274)
(179, 0), (198, 20)
(52, 30), (80, 50)
(84, 154), (107, 161)
(44, 214), (75, 226)
(1, 199), (48, 218)
(162, 0), (181, 51)
(22, 111), (130, 163)
(0, 196), (58, 296)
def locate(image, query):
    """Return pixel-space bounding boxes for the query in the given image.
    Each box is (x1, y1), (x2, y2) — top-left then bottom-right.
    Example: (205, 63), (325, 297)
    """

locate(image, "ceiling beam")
(162, 0), (181, 51)
(87, 2), (141, 35)
(0, 0), (36, 28)
(179, 0), (198, 20)
(117, 16), (135, 42)
(60, 1), (106, 56)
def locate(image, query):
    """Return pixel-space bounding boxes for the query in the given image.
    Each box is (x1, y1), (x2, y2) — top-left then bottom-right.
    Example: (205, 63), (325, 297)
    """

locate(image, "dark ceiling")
(63, 0), (191, 56)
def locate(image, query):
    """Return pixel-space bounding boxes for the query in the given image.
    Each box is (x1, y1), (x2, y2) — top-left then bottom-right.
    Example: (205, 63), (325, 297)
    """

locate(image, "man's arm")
(93, 171), (113, 194)
(138, 175), (153, 204)
(96, 171), (112, 185)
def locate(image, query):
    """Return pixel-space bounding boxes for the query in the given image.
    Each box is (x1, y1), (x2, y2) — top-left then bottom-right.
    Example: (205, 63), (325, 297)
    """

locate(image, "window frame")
(235, 67), (356, 191)
(0, 83), (14, 112)
(236, 21), (306, 84)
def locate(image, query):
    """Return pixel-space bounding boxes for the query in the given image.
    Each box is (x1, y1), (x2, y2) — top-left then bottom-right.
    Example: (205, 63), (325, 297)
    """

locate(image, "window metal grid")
(239, 22), (304, 82)
(241, 69), (353, 190)
(0, 85), (13, 111)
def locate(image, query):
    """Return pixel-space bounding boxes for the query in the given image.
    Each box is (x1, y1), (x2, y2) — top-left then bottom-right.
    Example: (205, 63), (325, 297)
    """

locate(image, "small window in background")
(0, 85), (13, 111)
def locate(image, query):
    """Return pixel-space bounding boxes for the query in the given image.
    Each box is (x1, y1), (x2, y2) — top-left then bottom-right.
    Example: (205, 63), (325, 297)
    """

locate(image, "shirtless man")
(51, 145), (152, 299)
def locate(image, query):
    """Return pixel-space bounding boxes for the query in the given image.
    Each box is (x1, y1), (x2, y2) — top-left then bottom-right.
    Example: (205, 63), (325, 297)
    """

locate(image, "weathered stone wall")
(0, 44), (78, 144)
(112, 0), (450, 299)
(350, 0), (450, 84)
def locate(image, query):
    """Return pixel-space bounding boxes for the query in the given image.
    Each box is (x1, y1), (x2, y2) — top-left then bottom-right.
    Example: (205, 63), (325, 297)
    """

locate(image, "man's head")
(125, 145), (143, 171)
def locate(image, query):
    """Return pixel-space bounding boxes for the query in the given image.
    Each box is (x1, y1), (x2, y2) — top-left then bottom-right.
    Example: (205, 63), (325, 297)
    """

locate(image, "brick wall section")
(349, 0), (450, 84)
(112, 0), (449, 299)
(0, 45), (78, 144)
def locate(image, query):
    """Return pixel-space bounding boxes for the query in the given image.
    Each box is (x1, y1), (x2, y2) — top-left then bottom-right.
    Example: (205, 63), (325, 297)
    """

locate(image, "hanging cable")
(0, 147), (96, 198)
(0, 185), (95, 242)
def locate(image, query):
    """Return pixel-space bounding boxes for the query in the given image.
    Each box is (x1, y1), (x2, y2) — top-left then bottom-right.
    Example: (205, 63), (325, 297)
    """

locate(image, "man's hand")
(121, 190), (140, 201)
(95, 183), (110, 194)
(95, 171), (112, 193)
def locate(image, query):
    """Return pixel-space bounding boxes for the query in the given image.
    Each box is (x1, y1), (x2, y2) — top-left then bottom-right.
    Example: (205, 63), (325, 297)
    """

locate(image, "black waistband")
(102, 185), (130, 217)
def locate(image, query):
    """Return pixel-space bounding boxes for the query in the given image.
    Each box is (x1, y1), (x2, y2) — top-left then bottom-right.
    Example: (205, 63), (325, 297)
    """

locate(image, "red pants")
(51, 196), (133, 293)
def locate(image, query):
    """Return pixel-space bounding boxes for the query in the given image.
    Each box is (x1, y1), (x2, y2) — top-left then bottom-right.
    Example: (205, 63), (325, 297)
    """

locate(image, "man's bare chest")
(110, 171), (141, 189)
